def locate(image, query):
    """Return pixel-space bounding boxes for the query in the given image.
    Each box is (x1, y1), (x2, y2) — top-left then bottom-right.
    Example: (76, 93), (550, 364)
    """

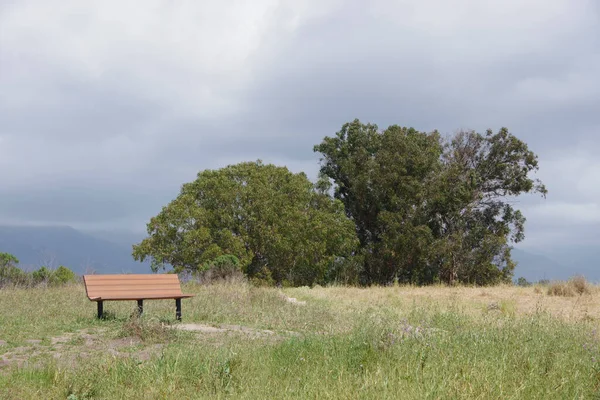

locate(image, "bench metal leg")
(97, 301), (104, 319)
(137, 300), (144, 316)
(176, 298), (182, 321)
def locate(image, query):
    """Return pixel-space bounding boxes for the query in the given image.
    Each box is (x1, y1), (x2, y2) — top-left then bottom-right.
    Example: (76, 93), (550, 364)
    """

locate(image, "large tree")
(133, 161), (358, 286)
(427, 128), (547, 284)
(314, 120), (546, 285)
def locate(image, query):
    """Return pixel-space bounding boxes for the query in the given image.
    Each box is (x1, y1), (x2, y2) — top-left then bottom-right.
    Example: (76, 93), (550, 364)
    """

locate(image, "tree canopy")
(135, 120), (546, 286)
(133, 161), (358, 286)
(314, 119), (547, 285)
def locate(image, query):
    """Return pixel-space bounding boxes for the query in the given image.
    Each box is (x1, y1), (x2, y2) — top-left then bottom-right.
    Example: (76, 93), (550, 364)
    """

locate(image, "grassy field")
(1, 280), (599, 399)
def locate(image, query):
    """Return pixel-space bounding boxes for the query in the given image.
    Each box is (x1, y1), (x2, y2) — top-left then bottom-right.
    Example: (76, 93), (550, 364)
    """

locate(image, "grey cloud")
(0, 0), (598, 249)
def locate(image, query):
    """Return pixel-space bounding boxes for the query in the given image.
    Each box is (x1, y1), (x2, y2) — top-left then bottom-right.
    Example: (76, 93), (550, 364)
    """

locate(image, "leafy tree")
(133, 161), (358, 286)
(0, 252), (28, 286)
(428, 128), (546, 284)
(314, 120), (546, 285)
(314, 120), (443, 284)
(0, 252), (19, 269)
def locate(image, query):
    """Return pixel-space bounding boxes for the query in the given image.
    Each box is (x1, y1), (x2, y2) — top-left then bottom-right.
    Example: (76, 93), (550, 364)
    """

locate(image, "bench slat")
(87, 290), (186, 296)
(83, 274), (193, 301)
(91, 295), (194, 301)
(84, 277), (180, 282)
(84, 283), (183, 288)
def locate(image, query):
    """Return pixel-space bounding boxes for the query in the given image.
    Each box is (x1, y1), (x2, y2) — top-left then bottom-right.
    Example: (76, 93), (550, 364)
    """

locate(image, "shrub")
(120, 316), (178, 343)
(0, 253), (30, 287)
(32, 265), (77, 286)
(195, 255), (244, 283)
(0, 265), (30, 287)
(51, 266), (77, 285)
(250, 266), (275, 287)
(546, 276), (593, 297)
(547, 281), (574, 297)
(32, 266), (53, 284)
(516, 277), (531, 287)
(569, 275), (591, 295)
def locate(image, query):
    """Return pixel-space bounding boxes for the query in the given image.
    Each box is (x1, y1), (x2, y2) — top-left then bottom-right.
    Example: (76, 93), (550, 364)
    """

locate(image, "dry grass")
(570, 275), (592, 295)
(1, 281), (600, 399)
(546, 275), (593, 297)
(284, 281), (600, 322)
(547, 281), (575, 297)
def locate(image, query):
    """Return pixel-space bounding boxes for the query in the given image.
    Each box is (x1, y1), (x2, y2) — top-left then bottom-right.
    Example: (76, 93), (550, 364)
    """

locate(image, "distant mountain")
(0, 225), (151, 274)
(83, 229), (147, 248)
(512, 247), (599, 283)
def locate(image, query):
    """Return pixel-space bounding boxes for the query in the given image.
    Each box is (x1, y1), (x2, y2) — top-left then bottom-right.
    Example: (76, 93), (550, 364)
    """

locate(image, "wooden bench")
(83, 274), (194, 321)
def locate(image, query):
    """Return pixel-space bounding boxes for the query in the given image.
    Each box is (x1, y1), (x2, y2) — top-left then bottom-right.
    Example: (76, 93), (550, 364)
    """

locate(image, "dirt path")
(175, 323), (300, 338)
(0, 322), (299, 372)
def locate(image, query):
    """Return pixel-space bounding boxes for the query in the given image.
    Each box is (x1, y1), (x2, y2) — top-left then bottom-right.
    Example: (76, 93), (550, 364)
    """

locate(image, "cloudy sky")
(0, 0), (598, 253)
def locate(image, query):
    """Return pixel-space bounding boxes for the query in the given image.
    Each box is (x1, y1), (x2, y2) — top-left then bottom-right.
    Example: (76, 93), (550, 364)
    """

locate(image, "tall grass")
(1, 282), (599, 399)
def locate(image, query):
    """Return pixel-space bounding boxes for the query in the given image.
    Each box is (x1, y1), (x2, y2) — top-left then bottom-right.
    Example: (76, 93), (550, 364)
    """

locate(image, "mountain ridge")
(0, 225), (150, 274)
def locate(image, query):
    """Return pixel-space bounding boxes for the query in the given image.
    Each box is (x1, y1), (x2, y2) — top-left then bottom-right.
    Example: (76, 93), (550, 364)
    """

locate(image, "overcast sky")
(0, 0), (598, 253)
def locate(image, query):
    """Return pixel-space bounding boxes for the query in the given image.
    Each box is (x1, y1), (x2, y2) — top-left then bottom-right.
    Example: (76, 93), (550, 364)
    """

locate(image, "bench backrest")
(83, 274), (185, 300)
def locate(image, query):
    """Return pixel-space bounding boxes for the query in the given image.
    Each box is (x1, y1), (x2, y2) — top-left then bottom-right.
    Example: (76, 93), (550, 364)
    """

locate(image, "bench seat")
(83, 274), (195, 320)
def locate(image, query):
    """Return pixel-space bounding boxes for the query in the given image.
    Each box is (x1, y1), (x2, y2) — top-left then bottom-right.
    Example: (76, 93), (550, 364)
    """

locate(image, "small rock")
(25, 339), (42, 344)
(0, 340), (7, 346)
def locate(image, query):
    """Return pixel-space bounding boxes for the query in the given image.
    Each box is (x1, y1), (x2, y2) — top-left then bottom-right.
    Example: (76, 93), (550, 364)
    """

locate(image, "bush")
(547, 281), (574, 297)
(569, 275), (591, 295)
(31, 265), (77, 286)
(52, 266), (77, 285)
(0, 265), (30, 287)
(32, 266), (53, 284)
(547, 281), (572, 297)
(0, 252), (30, 287)
(546, 276), (592, 297)
(195, 255), (244, 283)
(516, 277), (531, 287)
(249, 266), (275, 287)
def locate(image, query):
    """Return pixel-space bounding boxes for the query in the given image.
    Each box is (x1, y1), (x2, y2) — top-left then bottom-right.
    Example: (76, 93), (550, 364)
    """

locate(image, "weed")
(547, 281), (575, 297)
(119, 316), (178, 343)
(570, 275), (591, 295)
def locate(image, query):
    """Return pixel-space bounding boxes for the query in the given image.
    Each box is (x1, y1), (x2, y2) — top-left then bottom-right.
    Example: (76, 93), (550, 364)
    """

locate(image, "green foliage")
(197, 255), (243, 282)
(0, 252), (19, 269)
(32, 266), (53, 283)
(133, 119), (546, 287)
(32, 265), (77, 286)
(315, 119), (547, 285)
(516, 277), (531, 287)
(1, 254), (77, 287)
(133, 161), (359, 286)
(52, 266), (77, 285)
(0, 252), (28, 287)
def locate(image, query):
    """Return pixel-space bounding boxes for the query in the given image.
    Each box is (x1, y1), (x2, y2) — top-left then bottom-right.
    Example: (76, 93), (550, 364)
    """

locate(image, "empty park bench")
(83, 274), (194, 321)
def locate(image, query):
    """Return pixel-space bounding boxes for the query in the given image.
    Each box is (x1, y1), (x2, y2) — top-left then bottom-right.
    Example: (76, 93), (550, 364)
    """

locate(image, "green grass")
(1, 281), (599, 399)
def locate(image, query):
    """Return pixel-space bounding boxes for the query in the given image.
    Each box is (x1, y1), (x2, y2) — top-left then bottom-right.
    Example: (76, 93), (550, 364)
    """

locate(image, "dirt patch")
(0, 321), (299, 372)
(0, 328), (163, 372)
(175, 323), (300, 338)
